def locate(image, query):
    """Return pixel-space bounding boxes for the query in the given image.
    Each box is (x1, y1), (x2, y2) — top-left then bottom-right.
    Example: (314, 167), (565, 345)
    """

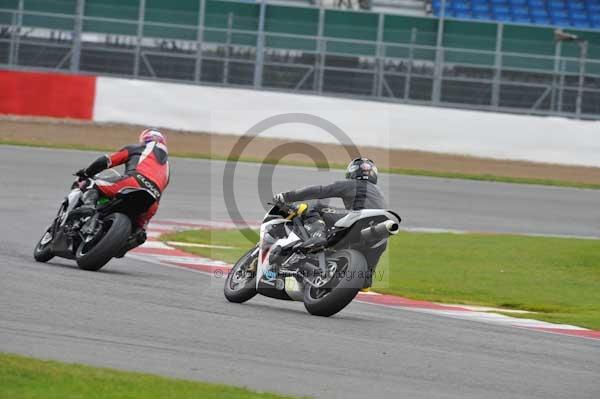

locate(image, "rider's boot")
(300, 219), (327, 250)
(361, 264), (378, 291)
(361, 274), (373, 292)
(116, 228), (147, 258)
(80, 187), (99, 209)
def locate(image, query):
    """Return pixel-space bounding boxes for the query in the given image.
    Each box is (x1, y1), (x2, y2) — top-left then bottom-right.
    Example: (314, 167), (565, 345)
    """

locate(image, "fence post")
(8, 10), (16, 65)
(133, 0), (145, 77)
(315, 6), (325, 94)
(491, 23), (503, 108)
(254, 0), (266, 89)
(558, 58), (565, 113)
(576, 40), (588, 118)
(403, 28), (417, 99)
(373, 12), (384, 98)
(12, 0), (24, 65)
(431, 0), (446, 104)
(194, 0), (206, 82)
(70, 0), (85, 72)
(223, 13), (233, 84)
(551, 40), (561, 112)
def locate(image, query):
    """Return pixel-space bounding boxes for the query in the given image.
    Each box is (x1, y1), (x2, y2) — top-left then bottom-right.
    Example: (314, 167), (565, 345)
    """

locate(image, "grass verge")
(0, 352), (301, 399)
(162, 229), (600, 330)
(3, 140), (600, 190)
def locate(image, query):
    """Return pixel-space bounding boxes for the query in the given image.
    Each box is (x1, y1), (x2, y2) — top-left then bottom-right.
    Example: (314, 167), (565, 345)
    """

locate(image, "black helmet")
(345, 157), (378, 184)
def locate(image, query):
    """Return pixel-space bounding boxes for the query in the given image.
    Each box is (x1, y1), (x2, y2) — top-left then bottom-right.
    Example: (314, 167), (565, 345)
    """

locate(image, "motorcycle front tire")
(33, 226), (55, 263)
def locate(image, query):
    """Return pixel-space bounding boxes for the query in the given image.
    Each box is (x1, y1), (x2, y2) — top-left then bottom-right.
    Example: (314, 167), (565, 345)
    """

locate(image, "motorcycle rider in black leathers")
(273, 158), (386, 288)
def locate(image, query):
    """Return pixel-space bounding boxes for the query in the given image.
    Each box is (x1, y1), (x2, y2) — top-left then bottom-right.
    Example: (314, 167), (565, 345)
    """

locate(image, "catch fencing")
(2, 0), (600, 119)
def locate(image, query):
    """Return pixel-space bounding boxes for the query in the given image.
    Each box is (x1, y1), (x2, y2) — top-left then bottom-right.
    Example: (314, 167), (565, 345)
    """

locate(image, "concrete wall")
(94, 76), (600, 167)
(2, 70), (598, 167)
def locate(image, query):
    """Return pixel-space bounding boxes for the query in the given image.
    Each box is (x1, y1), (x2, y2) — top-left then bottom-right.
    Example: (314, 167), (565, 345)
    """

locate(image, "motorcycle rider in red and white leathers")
(75, 128), (170, 253)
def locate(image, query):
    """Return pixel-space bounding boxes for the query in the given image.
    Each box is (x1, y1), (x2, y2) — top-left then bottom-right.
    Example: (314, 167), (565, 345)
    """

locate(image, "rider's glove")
(75, 169), (88, 180)
(272, 192), (286, 205)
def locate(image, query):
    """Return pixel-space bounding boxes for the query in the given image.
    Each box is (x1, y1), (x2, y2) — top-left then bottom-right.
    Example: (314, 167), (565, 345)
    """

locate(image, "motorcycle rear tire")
(303, 249), (367, 317)
(76, 213), (131, 271)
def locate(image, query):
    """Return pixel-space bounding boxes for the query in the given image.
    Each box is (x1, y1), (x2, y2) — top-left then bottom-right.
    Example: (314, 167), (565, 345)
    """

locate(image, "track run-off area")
(1, 146), (599, 399)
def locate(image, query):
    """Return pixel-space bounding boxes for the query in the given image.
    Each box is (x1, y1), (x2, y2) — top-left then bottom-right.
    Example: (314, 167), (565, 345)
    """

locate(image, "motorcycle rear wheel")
(303, 249), (367, 317)
(224, 247), (258, 303)
(76, 213), (131, 271)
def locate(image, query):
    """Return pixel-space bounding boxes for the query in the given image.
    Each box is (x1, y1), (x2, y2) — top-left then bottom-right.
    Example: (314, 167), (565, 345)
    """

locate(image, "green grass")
(162, 229), (600, 330)
(162, 228), (254, 264)
(3, 140), (600, 190)
(0, 352), (302, 399)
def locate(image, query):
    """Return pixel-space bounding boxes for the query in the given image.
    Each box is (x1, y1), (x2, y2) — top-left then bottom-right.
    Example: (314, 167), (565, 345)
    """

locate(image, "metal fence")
(2, 0), (600, 119)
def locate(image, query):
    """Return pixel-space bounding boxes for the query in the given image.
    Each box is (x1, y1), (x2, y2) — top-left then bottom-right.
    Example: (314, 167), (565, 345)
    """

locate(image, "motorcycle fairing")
(60, 189), (83, 227)
(257, 218), (300, 288)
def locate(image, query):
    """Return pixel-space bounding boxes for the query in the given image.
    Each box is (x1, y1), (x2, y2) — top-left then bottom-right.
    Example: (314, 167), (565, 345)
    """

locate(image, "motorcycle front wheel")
(303, 249), (367, 317)
(224, 247), (258, 303)
(33, 226), (55, 263)
(76, 213), (131, 271)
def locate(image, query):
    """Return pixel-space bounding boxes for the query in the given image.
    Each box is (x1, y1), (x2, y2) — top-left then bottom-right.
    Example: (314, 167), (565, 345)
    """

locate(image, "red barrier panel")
(0, 70), (96, 120)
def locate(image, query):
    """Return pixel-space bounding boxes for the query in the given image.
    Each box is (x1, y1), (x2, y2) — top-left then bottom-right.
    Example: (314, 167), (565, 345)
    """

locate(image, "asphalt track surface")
(1, 146), (599, 399)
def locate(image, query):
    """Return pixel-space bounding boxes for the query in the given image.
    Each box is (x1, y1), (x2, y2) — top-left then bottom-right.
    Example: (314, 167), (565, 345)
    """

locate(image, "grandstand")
(429, 0), (600, 29)
(0, 0), (599, 118)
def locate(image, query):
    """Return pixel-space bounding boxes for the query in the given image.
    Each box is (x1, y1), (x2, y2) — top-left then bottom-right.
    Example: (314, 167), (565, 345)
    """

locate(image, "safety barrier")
(2, 69), (600, 167)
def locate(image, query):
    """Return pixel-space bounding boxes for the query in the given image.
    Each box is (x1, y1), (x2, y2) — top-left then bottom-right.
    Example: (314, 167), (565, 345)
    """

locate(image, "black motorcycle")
(224, 203), (401, 317)
(33, 170), (154, 271)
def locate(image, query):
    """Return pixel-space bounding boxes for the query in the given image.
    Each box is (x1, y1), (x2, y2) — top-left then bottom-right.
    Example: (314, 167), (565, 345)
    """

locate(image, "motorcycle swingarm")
(279, 252), (327, 283)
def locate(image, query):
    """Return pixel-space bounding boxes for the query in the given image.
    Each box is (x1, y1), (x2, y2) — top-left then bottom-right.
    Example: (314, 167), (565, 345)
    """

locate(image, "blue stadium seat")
(572, 19), (591, 28)
(528, 0), (545, 7)
(548, 0), (565, 9)
(430, 0), (599, 29)
(571, 11), (589, 20)
(473, 4), (490, 13)
(552, 16), (571, 26)
(567, 2), (585, 11)
(550, 9), (568, 18)
(454, 10), (473, 19)
(493, 5), (510, 13)
(533, 16), (551, 25)
(472, 12), (493, 20)
(431, 0), (448, 10)
(495, 11), (512, 20)
(453, 2), (470, 12)
(512, 15), (532, 23)
(531, 8), (549, 17)
(512, 6), (529, 16)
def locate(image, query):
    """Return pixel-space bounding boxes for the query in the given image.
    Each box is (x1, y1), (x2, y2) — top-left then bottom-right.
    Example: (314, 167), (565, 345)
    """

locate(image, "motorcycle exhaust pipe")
(360, 220), (400, 243)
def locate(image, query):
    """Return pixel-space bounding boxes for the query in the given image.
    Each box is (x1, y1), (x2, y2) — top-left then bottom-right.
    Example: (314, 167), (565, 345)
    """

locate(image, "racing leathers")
(81, 141), (170, 230)
(281, 179), (386, 210)
(279, 179), (387, 287)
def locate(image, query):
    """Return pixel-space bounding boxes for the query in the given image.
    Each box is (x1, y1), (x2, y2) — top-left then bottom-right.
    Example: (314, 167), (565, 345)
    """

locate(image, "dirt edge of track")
(3, 115), (600, 185)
